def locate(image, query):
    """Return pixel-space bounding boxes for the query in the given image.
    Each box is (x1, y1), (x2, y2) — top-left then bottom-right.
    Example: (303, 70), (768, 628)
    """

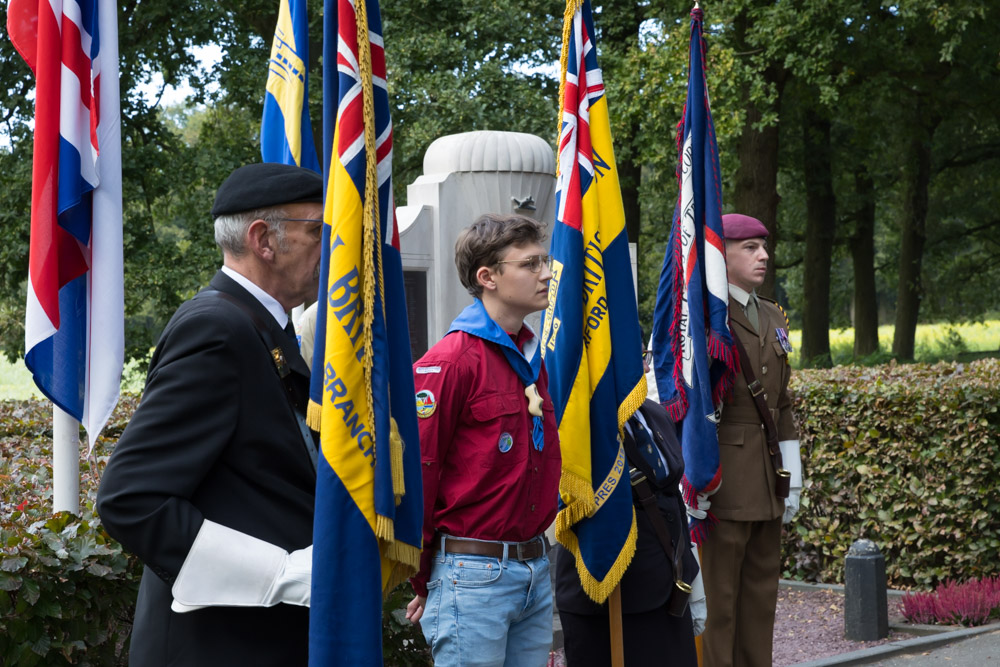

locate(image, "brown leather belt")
(440, 536), (544, 561)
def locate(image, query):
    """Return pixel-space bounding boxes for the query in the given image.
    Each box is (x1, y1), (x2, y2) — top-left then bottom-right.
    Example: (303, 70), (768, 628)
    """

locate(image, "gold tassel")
(375, 514), (394, 542)
(306, 400), (322, 431)
(390, 417), (405, 502)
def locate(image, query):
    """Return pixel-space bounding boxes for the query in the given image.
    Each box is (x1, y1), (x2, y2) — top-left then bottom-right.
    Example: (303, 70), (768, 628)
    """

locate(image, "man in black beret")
(98, 163), (324, 666)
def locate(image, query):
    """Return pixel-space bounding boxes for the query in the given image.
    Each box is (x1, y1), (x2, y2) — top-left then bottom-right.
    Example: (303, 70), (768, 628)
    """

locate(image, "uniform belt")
(440, 536), (544, 561)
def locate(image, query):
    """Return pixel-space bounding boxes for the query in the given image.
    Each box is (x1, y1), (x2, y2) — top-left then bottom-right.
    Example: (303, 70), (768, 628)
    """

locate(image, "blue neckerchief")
(448, 299), (545, 451)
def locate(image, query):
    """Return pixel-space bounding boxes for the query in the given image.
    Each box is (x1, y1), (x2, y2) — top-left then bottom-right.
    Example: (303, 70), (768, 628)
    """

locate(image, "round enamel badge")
(498, 432), (513, 453)
(415, 389), (437, 418)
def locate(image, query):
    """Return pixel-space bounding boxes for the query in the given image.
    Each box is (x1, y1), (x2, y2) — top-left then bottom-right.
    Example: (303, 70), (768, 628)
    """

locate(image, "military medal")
(776, 327), (792, 353)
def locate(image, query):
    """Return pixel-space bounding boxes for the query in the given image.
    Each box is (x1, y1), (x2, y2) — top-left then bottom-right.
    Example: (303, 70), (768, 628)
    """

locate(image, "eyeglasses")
(495, 254), (552, 274)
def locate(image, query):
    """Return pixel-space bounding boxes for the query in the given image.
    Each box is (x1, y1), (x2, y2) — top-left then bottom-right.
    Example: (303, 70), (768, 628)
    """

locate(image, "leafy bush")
(782, 359), (1000, 589)
(1, 398), (142, 666)
(899, 576), (1000, 626)
(1, 396), (430, 665)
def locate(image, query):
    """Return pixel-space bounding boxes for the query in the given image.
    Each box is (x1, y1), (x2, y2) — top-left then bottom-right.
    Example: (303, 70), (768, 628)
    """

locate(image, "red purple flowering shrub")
(900, 576), (1000, 626)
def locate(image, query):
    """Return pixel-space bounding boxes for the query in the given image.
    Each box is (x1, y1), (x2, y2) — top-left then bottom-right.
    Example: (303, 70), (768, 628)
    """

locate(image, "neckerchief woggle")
(448, 299), (545, 451)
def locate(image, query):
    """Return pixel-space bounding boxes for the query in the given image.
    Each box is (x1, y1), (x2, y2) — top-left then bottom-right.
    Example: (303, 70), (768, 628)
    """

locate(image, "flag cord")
(355, 0), (379, 456)
(355, 0), (407, 519)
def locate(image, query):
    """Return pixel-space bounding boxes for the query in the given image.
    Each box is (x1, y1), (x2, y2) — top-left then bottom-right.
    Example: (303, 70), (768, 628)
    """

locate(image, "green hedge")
(782, 359), (1000, 589)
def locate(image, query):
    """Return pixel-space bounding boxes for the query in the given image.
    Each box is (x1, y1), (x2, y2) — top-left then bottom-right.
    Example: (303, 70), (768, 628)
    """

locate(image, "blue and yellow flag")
(261, 0), (320, 171)
(308, 0), (422, 662)
(541, 0), (646, 603)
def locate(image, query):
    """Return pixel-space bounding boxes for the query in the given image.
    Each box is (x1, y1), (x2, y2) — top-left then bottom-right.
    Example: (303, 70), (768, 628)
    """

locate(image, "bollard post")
(844, 538), (888, 640)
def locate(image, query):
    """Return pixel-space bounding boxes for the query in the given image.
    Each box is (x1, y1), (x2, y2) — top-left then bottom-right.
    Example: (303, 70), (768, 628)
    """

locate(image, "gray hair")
(214, 207), (288, 257)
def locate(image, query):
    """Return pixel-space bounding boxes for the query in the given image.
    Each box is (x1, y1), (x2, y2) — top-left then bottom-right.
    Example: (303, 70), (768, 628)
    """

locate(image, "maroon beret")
(722, 213), (769, 240)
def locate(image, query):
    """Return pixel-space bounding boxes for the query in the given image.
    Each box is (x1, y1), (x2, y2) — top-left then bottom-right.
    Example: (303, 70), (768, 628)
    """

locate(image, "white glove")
(779, 439), (802, 523)
(171, 520), (312, 613)
(688, 545), (706, 636)
(684, 482), (719, 521)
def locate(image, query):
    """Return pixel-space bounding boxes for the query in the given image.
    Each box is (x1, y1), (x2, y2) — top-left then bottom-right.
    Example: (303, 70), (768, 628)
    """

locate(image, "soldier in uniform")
(697, 213), (803, 667)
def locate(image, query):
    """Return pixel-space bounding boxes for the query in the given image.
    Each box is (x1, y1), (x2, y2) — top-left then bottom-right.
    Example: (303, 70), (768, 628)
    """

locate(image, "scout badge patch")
(415, 389), (436, 418)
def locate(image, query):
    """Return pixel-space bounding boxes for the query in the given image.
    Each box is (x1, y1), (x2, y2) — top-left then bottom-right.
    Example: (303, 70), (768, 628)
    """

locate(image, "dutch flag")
(8, 0), (124, 449)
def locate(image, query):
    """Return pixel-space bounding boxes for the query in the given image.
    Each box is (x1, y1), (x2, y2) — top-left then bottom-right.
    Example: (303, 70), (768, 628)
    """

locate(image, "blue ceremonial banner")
(651, 6), (737, 544)
(261, 0), (320, 171)
(308, 0), (422, 663)
(541, 0), (646, 603)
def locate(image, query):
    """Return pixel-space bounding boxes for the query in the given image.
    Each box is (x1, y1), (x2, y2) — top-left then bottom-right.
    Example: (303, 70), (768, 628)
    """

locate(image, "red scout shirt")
(410, 328), (561, 597)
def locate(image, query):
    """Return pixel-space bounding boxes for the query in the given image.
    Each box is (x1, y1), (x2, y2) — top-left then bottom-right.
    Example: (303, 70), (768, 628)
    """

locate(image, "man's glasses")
(495, 254), (552, 274)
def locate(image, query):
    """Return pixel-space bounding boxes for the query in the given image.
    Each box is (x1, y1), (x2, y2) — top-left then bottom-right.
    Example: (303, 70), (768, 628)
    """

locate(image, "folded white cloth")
(171, 520), (312, 613)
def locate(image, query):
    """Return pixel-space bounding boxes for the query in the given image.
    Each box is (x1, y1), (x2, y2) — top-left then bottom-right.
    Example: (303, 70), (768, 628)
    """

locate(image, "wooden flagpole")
(609, 584), (625, 667)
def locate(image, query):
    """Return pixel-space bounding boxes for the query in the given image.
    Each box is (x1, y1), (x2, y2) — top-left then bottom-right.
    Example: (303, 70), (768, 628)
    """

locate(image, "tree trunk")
(850, 168), (879, 358)
(731, 11), (785, 298)
(800, 107), (835, 367)
(892, 129), (934, 360)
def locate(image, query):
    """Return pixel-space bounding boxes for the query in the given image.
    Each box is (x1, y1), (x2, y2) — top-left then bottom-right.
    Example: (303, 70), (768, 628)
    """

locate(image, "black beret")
(211, 163), (323, 217)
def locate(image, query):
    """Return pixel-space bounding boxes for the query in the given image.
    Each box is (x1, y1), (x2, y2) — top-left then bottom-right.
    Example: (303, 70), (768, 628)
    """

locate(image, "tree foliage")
(1, 0), (999, 368)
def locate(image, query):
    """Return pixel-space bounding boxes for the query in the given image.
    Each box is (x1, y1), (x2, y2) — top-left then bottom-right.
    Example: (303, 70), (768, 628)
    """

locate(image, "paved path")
(795, 626), (1000, 666)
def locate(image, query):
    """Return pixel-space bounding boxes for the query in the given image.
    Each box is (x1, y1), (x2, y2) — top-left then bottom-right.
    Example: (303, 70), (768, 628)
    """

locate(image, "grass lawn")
(0, 356), (147, 400)
(0, 356), (42, 400)
(786, 320), (1000, 367)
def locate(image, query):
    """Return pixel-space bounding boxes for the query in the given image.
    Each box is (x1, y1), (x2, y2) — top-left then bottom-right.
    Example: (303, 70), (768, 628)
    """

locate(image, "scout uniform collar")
(448, 299), (545, 450)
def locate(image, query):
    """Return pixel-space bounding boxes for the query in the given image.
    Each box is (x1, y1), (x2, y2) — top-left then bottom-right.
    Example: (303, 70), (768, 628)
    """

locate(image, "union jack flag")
(651, 7), (737, 544)
(542, 0), (646, 603)
(8, 0), (124, 449)
(309, 0), (421, 663)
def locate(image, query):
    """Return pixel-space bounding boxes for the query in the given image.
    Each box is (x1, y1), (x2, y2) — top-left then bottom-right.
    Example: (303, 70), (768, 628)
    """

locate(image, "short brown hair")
(454, 213), (547, 297)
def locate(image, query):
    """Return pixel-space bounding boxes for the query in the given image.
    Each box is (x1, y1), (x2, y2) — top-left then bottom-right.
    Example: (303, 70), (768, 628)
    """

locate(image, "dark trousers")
(560, 603), (698, 667)
(701, 517), (782, 667)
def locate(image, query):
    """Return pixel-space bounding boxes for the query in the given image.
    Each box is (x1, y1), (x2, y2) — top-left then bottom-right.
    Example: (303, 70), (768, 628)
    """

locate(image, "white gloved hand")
(171, 520), (312, 613)
(684, 482), (719, 521)
(688, 545), (707, 636)
(779, 439), (802, 523)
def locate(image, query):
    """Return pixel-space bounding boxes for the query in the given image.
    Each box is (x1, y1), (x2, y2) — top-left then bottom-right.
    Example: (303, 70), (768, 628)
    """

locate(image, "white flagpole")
(52, 405), (81, 514)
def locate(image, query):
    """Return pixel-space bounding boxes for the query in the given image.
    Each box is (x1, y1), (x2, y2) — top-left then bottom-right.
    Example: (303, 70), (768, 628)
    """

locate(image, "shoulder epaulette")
(758, 296), (791, 329)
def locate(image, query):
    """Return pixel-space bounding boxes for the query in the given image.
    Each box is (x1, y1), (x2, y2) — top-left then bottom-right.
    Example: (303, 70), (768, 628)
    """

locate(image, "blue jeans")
(421, 537), (553, 667)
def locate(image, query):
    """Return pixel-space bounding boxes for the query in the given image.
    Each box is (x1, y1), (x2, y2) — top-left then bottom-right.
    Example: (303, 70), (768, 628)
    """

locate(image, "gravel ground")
(773, 587), (905, 666)
(548, 586), (908, 666)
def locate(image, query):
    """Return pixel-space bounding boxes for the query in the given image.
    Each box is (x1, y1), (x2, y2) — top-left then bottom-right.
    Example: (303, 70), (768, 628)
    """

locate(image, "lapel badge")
(498, 432), (513, 453)
(271, 347), (290, 378)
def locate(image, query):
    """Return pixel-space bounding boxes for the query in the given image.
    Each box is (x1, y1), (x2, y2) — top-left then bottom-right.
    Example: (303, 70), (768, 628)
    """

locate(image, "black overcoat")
(97, 271), (316, 666)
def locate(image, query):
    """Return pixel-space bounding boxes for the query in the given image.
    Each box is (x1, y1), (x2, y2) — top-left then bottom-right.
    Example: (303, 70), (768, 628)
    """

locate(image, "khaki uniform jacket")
(711, 295), (798, 522)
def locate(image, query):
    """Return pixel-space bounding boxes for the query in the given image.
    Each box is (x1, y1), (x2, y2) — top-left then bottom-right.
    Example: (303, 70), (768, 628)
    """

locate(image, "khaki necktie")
(746, 295), (760, 334)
